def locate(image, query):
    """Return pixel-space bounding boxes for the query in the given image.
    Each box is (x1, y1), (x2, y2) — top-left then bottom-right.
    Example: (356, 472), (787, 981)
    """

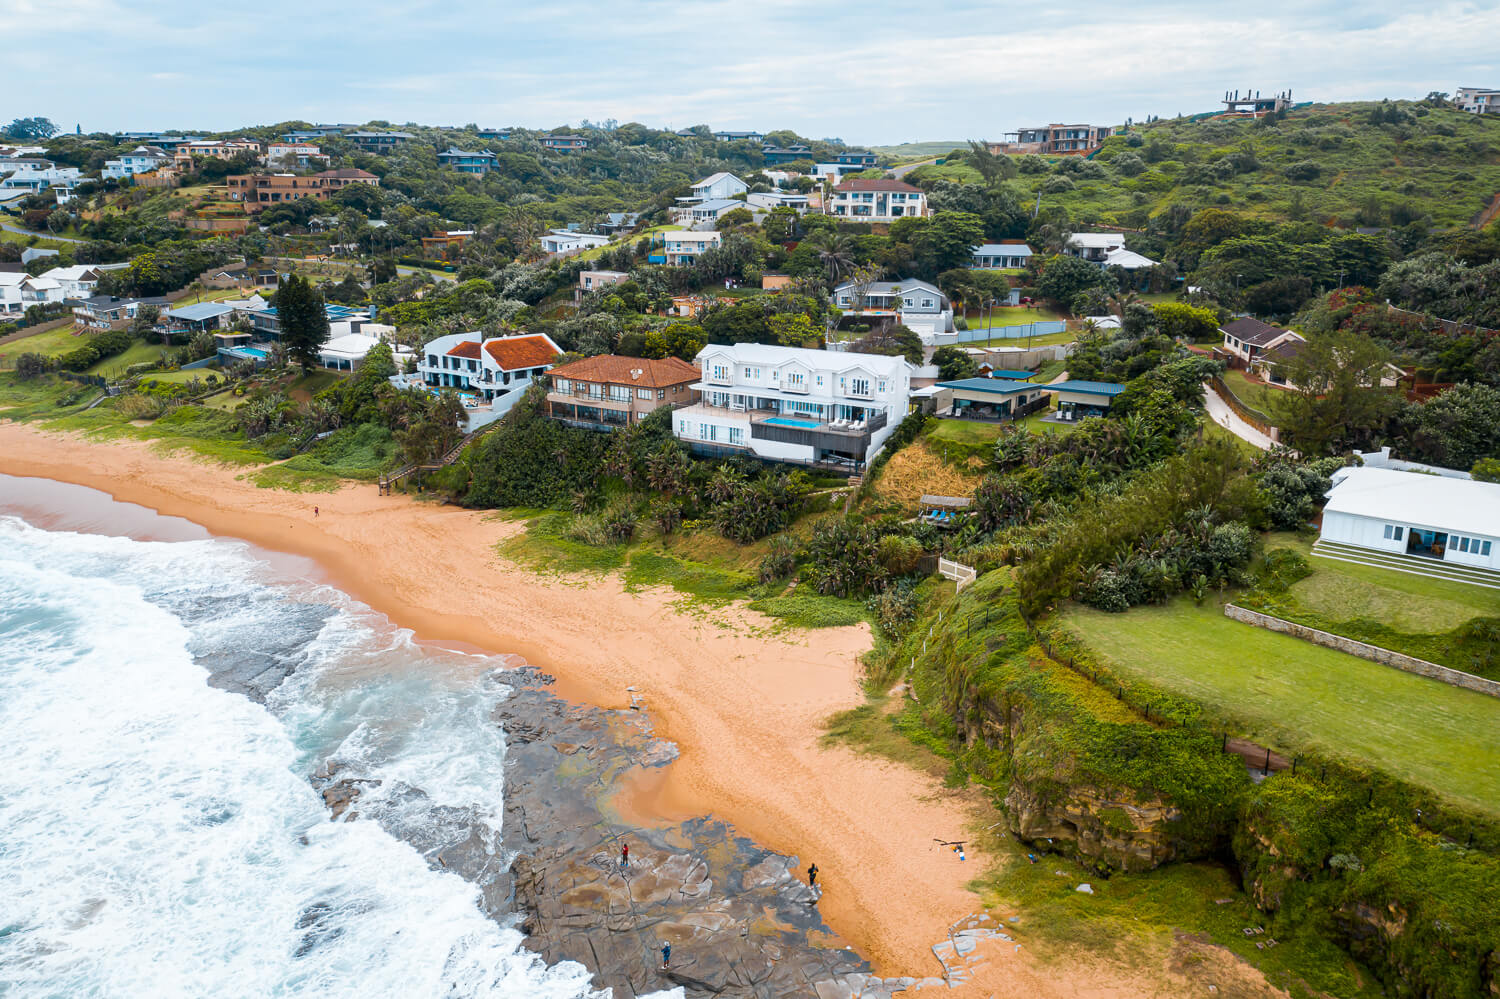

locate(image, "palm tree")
(810, 231), (855, 286)
(1107, 290), (1140, 321)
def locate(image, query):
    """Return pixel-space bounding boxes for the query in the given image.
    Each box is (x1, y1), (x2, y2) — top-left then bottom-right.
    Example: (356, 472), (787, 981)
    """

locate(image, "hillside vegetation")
(913, 100), (1500, 231)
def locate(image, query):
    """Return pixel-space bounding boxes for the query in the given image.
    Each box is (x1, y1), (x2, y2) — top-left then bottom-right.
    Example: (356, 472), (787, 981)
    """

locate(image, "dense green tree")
(1033, 253), (1111, 308)
(931, 345), (978, 381)
(1269, 331), (1400, 454)
(1397, 382), (1500, 468)
(276, 274), (331, 373)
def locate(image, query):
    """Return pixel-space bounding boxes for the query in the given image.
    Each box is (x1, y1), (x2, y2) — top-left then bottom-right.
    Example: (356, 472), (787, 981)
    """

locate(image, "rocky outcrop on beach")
(493, 680), (879, 999)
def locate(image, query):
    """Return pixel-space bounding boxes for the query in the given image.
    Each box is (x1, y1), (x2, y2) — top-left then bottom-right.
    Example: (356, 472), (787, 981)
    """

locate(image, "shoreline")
(0, 423), (984, 978)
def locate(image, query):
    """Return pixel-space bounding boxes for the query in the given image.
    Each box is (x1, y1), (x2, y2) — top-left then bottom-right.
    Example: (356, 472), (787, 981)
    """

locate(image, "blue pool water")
(765, 416), (819, 429)
(237, 347), (268, 359)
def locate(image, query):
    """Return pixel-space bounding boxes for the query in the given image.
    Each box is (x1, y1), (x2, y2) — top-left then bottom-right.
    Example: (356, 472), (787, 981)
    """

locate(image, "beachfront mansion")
(671, 343), (913, 469)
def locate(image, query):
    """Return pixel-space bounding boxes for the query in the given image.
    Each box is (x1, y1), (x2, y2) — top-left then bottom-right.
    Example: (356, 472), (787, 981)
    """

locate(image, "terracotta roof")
(548, 354), (699, 388)
(316, 168), (378, 179)
(484, 334), (561, 370)
(446, 340), (482, 359)
(833, 178), (922, 193)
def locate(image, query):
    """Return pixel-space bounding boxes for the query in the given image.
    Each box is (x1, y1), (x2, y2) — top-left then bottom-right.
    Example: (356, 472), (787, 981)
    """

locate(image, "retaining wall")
(1224, 604), (1500, 698)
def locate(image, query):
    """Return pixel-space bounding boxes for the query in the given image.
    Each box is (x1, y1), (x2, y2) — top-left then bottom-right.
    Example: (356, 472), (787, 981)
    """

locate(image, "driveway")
(0, 219), (87, 243)
(890, 157), (939, 179)
(1203, 381), (1275, 450)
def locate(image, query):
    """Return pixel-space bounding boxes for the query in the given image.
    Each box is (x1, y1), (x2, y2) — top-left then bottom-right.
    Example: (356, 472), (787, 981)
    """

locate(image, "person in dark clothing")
(661, 942), (671, 969)
(807, 863), (818, 888)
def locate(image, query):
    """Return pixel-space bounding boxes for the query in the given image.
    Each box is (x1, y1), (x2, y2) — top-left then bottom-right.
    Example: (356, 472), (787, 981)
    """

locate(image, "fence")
(937, 558), (977, 592)
(1208, 374), (1279, 439)
(930, 321), (1068, 348)
(1224, 604), (1500, 699)
(1384, 302), (1500, 340)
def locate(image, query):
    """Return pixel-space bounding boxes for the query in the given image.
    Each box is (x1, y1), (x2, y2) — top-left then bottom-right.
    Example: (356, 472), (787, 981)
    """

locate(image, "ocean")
(0, 481), (643, 999)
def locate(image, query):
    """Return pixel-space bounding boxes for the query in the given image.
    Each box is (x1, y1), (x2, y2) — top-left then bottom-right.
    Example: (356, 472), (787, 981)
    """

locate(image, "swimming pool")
(235, 347), (268, 359)
(764, 416), (820, 429)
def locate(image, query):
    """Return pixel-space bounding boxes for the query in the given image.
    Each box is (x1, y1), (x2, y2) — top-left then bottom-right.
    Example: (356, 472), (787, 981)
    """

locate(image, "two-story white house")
(832, 277), (954, 343)
(662, 231), (722, 265)
(40, 265), (102, 300)
(416, 331), (562, 408)
(102, 146), (172, 181)
(746, 190), (809, 211)
(672, 343), (913, 468)
(686, 172), (747, 202)
(1456, 86), (1500, 115)
(1064, 233), (1158, 270)
(540, 230), (611, 254)
(1219, 317), (1303, 366)
(827, 179), (929, 222)
(0, 272), (65, 315)
(671, 199), (744, 228)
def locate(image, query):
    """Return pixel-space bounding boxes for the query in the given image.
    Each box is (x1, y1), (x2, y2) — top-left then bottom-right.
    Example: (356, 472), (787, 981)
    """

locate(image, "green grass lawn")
(575, 224), (682, 263)
(86, 341), (163, 376)
(927, 418), (1004, 446)
(1221, 368), (1283, 415)
(1, 324), (91, 358)
(1268, 534), (1500, 631)
(1200, 418), (1264, 459)
(964, 305), (1068, 328)
(1064, 596), (1500, 817)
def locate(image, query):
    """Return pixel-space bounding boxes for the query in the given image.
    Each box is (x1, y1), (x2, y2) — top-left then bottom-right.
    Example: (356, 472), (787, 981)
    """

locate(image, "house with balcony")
(672, 343), (912, 469)
(72, 294), (172, 331)
(661, 231), (722, 265)
(540, 229), (610, 254)
(416, 331), (561, 410)
(971, 243), (1035, 270)
(0, 164), (83, 194)
(540, 134), (589, 151)
(747, 190), (809, 211)
(576, 269), (630, 302)
(762, 144), (813, 165)
(834, 151), (877, 168)
(437, 147), (499, 174)
(103, 146), (171, 181)
(39, 265), (102, 299)
(832, 277), (954, 343)
(672, 198), (744, 228)
(225, 168), (379, 211)
(346, 131), (414, 153)
(1456, 86), (1500, 115)
(1064, 233), (1158, 271)
(0, 272), (65, 315)
(712, 130), (765, 143)
(684, 171), (748, 203)
(992, 124), (1108, 155)
(827, 178), (928, 223)
(546, 354), (699, 430)
(172, 139), (263, 169)
(266, 142), (325, 168)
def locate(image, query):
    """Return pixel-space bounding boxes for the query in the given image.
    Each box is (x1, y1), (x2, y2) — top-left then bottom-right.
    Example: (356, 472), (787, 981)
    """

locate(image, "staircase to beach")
(377, 423), (495, 495)
(1310, 539), (1500, 590)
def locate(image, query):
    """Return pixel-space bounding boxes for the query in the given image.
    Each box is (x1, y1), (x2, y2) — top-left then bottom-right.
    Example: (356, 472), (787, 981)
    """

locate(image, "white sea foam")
(0, 518), (601, 998)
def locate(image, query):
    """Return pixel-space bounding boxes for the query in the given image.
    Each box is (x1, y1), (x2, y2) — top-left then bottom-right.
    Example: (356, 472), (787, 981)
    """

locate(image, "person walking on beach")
(661, 942), (671, 970)
(620, 841), (629, 869)
(313, 506), (319, 518)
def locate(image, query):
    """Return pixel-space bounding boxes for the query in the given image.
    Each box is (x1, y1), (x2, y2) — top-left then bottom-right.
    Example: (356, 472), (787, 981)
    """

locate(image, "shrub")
(869, 580), (920, 637)
(878, 534), (925, 576)
(13, 351), (48, 380)
(802, 519), (887, 597)
(1284, 160), (1322, 182)
(114, 393), (167, 420)
(758, 534), (797, 584)
(1471, 457), (1500, 483)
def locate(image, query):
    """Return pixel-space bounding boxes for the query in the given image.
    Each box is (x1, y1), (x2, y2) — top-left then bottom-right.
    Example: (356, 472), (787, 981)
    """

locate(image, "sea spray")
(0, 516), (601, 998)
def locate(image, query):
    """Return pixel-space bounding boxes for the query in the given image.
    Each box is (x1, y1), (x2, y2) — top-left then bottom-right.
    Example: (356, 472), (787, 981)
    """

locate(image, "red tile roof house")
(1218, 316), (1303, 367)
(545, 355), (700, 431)
(415, 331), (563, 419)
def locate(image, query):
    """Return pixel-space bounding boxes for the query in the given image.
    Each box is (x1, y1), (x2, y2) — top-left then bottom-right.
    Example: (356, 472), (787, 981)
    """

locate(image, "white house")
(832, 276), (954, 343)
(686, 172), (747, 202)
(1064, 233), (1158, 271)
(971, 243), (1035, 270)
(102, 146), (171, 180)
(40, 265), (102, 299)
(1219, 317), (1303, 366)
(1256, 336), (1405, 389)
(0, 273), (65, 314)
(266, 142), (325, 168)
(662, 231), (722, 265)
(416, 330), (562, 403)
(317, 333), (384, 371)
(827, 178), (928, 222)
(672, 199), (744, 228)
(0, 164), (83, 193)
(540, 230), (610, 254)
(1320, 466), (1500, 572)
(672, 342), (913, 468)
(746, 190), (809, 211)
(1456, 86), (1500, 115)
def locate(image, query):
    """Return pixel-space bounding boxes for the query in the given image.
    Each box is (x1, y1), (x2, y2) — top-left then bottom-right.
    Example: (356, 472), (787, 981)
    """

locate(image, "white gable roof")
(1325, 466), (1500, 538)
(697, 341), (911, 379)
(42, 265), (99, 282)
(692, 171), (744, 189)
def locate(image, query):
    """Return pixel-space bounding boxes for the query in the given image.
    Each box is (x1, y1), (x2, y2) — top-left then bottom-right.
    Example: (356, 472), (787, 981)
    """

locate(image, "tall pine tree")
(276, 274), (330, 372)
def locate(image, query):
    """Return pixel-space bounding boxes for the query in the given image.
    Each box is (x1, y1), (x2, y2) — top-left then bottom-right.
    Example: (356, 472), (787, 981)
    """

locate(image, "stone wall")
(1224, 604), (1500, 698)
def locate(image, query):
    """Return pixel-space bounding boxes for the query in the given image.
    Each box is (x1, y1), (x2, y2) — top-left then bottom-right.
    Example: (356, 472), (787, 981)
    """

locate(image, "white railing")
(938, 558), (977, 592)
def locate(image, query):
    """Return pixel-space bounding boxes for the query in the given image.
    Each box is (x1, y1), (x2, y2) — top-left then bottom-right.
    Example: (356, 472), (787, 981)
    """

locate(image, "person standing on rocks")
(620, 841), (629, 869)
(661, 942), (671, 970)
(806, 862), (819, 901)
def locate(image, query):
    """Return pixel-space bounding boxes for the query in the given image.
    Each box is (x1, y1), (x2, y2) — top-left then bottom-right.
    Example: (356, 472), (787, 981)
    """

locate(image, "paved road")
(1203, 381), (1275, 450)
(890, 157), (939, 179)
(0, 219), (87, 243)
(396, 265), (457, 283)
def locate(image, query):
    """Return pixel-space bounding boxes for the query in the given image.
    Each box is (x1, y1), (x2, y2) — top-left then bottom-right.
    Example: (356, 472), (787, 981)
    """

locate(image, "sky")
(5, 0), (1499, 145)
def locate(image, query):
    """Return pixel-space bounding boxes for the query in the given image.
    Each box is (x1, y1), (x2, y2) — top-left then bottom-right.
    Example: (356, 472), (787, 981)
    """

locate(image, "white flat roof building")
(1320, 466), (1500, 572)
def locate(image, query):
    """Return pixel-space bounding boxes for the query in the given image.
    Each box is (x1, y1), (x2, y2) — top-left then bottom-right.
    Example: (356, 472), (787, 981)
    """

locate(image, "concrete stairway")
(1310, 539), (1500, 590)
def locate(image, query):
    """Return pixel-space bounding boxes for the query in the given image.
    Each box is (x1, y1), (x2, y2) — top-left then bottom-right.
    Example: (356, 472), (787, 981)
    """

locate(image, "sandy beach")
(0, 423), (1286, 998)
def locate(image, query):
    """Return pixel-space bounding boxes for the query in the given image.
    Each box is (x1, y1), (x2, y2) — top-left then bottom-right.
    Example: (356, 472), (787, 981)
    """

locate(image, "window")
(1394, 526), (1404, 541)
(850, 377), (870, 396)
(657, 389), (666, 399)
(1484, 541), (1493, 556)
(1459, 537), (1471, 553)
(637, 388), (652, 400)
(555, 378), (569, 393)
(711, 364), (729, 381)
(1383, 524), (1394, 539)
(678, 419), (688, 434)
(728, 427), (744, 445)
(922, 298), (934, 308)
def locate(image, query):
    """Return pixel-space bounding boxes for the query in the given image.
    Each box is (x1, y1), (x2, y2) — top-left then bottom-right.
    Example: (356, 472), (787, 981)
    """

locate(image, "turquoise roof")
(986, 369), (1035, 380)
(937, 378), (1035, 395)
(1050, 380), (1127, 396)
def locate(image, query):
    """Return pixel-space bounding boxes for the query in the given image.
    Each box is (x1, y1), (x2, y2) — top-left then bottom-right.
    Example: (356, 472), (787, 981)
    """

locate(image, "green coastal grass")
(1063, 596), (1500, 816)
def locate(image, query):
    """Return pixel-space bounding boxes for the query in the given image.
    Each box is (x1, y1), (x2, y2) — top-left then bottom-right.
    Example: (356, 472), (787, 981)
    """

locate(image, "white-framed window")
(1484, 540), (1493, 556)
(922, 298), (934, 308)
(637, 388), (652, 399)
(787, 372), (805, 388)
(815, 375), (823, 385)
(1384, 524), (1394, 539)
(1459, 537), (1471, 552)
(677, 419), (688, 434)
(728, 427), (744, 445)
(850, 377), (870, 396)
(711, 363), (729, 381)
(555, 378), (570, 393)
(877, 380), (886, 393)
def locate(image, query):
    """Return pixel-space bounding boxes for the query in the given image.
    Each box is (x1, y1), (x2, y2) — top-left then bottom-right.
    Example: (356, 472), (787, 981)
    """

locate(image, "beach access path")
(0, 422), (1288, 999)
